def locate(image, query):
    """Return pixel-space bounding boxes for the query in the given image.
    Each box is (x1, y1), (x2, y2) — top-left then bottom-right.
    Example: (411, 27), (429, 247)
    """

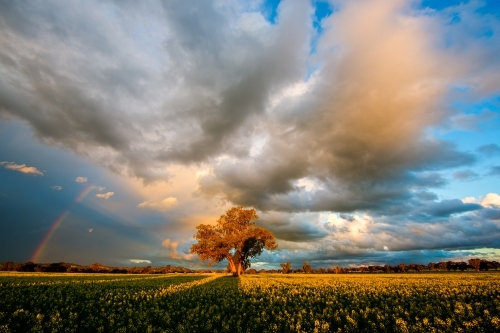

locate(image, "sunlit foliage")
(190, 206), (277, 277)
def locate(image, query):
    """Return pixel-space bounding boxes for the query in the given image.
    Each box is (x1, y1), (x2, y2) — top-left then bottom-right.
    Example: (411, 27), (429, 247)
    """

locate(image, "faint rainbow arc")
(31, 184), (95, 262)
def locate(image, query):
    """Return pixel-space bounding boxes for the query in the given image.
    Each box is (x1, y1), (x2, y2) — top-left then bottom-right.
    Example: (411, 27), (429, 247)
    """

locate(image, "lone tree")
(280, 261), (291, 274)
(468, 258), (481, 272)
(302, 261), (312, 274)
(190, 206), (277, 277)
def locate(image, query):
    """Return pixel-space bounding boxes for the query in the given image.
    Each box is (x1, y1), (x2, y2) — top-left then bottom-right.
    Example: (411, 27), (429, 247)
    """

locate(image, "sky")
(1, 0), (500, 269)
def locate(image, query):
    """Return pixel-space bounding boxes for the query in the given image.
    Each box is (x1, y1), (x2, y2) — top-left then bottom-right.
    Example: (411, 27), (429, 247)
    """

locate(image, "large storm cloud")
(1, 0), (500, 266)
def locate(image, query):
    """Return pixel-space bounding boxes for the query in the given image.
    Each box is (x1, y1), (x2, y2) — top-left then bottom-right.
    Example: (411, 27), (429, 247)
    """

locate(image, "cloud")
(422, 199), (482, 217)
(476, 144), (500, 157)
(129, 259), (151, 264)
(51, 186), (62, 190)
(88, 228), (93, 233)
(260, 203), (500, 267)
(452, 169), (480, 182)
(0, 0), (494, 209)
(462, 197), (477, 204)
(75, 177), (88, 183)
(445, 111), (496, 131)
(480, 193), (500, 208)
(159, 239), (196, 261)
(95, 191), (114, 199)
(462, 193), (500, 208)
(195, 0), (485, 213)
(137, 197), (178, 211)
(487, 166), (500, 176)
(0, 161), (43, 175)
(1, 0), (500, 266)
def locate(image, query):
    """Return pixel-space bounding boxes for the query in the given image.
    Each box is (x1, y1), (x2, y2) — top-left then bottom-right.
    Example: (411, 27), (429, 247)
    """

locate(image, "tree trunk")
(227, 258), (238, 277)
(227, 258), (244, 277)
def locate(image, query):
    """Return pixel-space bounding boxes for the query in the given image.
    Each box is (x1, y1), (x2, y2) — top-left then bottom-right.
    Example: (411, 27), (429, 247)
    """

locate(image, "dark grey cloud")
(421, 199), (482, 217)
(254, 201), (500, 268)
(259, 212), (328, 242)
(0, 0), (493, 198)
(0, 0), (314, 184)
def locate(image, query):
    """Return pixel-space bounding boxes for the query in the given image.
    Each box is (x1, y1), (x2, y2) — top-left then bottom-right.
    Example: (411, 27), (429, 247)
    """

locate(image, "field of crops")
(1, 272), (499, 332)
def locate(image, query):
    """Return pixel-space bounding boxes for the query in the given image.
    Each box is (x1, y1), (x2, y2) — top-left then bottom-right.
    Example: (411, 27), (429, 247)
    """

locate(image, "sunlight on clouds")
(160, 238), (196, 260)
(462, 193), (500, 208)
(295, 177), (321, 192)
(269, 80), (310, 108)
(138, 197), (178, 211)
(249, 135), (268, 158)
(462, 196), (478, 204)
(195, 168), (210, 179)
(326, 213), (373, 235)
(122, 164), (231, 240)
(95, 191), (114, 199)
(75, 176), (88, 183)
(481, 193), (500, 208)
(0, 161), (43, 175)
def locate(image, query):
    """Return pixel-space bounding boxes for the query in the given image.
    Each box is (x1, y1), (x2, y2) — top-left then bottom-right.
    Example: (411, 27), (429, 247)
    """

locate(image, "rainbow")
(75, 185), (94, 203)
(31, 184), (95, 262)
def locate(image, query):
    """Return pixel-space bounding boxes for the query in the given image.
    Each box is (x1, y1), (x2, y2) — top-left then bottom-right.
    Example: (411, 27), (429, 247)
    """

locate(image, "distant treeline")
(0, 262), (208, 274)
(275, 259), (500, 274)
(1, 258), (498, 274)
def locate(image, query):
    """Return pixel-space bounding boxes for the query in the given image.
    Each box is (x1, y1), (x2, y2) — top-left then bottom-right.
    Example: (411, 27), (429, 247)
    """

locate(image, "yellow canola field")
(1, 272), (499, 332)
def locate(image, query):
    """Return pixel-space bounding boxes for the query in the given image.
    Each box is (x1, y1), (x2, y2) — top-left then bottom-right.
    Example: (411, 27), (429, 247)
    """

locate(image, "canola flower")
(0, 272), (499, 332)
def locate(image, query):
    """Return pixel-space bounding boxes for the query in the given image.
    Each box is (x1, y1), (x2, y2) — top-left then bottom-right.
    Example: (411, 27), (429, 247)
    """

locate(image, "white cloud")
(92, 185), (106, 191)
(462, 196), (477, 204)
(51, 186), (62, 191)
(480, 193), (500, 208)
(462, 193), (500, 208)
(129, 259), (151, 264)
(75, 177), (88, 183)
(295, 177), (321, 192)
(0, 161), (43, 175)
(95, 191), (114, 199)
(137, 197), (178, 211)
(160, 239), (196, 260)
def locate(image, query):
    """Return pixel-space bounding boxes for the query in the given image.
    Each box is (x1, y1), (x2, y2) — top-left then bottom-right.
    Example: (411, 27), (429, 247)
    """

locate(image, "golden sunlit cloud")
(137, 197), (178, 211)
(481, 193), (500, 208)
(95, 192), (114, 199)
(462, 193), (500, 208)
(0, 161), (43, 175)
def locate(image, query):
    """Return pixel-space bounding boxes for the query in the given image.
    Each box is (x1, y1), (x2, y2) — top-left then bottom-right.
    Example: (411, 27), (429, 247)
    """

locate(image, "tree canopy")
(190, 206), (277, 277)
